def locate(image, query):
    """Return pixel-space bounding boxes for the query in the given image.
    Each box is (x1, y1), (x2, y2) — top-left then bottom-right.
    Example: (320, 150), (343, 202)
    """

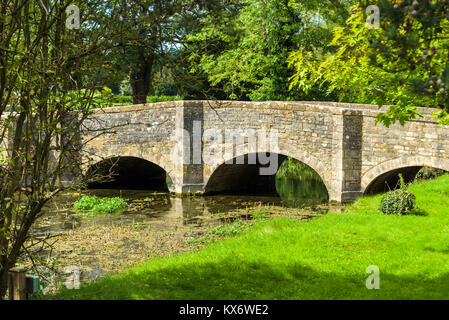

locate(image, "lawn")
(42, 175), (449, 300)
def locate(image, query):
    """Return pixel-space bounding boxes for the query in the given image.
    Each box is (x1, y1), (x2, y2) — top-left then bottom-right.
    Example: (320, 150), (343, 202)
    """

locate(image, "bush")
(74, 196), (128, 214)
(415, 167), (447, 181)
(251, 211), (271, 220)
(380, 189), (416, 215)
(110, 95), (183, 106)
(146, 95), (183, 103)
(209, 219), (247, 237)
(112, 95), (133, 104)
(73, 196), (100, 210)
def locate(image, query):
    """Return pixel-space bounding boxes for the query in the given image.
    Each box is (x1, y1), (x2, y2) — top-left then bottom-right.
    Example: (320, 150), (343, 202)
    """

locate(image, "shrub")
(91, 197), (128, 214)
(73, 196), (100, 210)
(146, 95), (183, 103)
(379, 189), (416, 215)
(415, 167), (447, 181)
(110, 95), (183, 106)
(113, 95), (133, 104)
(209, 219), (247, 237)
(251, 211), (271, 220)
(74, 196), (128, 214)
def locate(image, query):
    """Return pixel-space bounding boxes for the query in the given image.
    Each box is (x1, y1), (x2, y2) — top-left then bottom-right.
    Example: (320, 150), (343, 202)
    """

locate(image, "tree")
(0, 0), (117, 298)
(105, 0), (222, 104)
(188, 0), (352, 101)
(289, 1), (449, 126)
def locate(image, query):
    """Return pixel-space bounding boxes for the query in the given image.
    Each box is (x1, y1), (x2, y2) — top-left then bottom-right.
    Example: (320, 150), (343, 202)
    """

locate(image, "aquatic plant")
(73, 196), (128, 214)
(250, 211), (271, 220)
(209, 219), (247, 237)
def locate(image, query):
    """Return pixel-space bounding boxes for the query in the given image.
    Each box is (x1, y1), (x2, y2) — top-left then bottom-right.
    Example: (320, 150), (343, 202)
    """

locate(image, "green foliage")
(415, 167), (447, 181)
(73, 196), (99, 211)
(113, 95), (133, 105)
(186, 218), (249, 246)
(146, 96), (183, 103)
(189, 0), (349, 101)
(289, 1), (449, 126)
(209, 219), (248, 237)
(379, 180), (416, 215)
(151, 66), (179, 96)
(251, 211), (271, 220)
(74, 196), (128, 214)
(110, 95), (183, 106)
(398, 173), (407, 190)
(106, 94), (183, 107)
(277, 157), (322, 180)
(103, 1), (216, 103)
(275, 157), (329, 206)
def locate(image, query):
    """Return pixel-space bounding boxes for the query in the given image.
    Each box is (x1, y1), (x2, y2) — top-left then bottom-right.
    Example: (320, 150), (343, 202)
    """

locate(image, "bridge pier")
(172, 102), (205, 194)
(335, 110), (364, 203)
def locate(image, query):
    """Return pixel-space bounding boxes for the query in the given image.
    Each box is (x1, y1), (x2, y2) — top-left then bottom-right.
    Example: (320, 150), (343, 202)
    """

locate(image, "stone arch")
(85, 156), (172, 191)
(361, 156), (449, 194)
(203, 149), (331, 196)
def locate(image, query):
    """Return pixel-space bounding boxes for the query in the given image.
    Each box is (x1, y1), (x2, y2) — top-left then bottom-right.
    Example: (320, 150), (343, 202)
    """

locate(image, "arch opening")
(364, 166), (422, 195)
(205, 153), (286, 195)
(204, 154), (329, 205)
(86, 157), (169, 191)
(364, 166), (449, 195)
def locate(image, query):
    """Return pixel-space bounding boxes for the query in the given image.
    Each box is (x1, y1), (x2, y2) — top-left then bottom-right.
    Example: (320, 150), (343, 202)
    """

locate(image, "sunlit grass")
(44, 175), (449, 300)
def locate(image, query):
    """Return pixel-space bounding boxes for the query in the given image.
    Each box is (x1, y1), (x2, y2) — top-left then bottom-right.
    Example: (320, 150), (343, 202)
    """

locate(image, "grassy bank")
(42, 175), (449, 300)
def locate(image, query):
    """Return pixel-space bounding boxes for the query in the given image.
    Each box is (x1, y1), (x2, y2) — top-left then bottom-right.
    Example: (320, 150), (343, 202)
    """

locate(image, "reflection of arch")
(86, 156), (170, 191)
(362, 156), (449, 194)
(204, 152), (330, 196)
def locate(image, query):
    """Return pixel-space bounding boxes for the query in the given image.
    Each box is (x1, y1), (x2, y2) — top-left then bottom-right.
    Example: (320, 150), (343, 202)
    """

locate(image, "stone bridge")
(81, 101), (449, 202)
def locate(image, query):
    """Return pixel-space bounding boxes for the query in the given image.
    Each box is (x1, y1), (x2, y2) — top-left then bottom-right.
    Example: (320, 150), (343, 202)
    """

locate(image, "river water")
(29, 161), (331, 293)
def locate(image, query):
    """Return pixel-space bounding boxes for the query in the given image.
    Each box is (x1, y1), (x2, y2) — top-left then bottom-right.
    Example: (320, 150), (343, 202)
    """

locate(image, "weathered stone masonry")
(80, 101), (449, 202)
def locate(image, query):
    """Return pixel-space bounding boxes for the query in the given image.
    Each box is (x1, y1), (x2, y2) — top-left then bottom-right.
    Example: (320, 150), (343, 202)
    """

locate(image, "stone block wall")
(81, 103), (179, 187)
(76, 101), (449, 202)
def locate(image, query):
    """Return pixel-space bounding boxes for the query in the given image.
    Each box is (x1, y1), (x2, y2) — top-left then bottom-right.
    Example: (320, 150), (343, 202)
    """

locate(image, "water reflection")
(275, 157), (329, 207)
(35, 157), (329, 235)
(34, 191), (283, 236)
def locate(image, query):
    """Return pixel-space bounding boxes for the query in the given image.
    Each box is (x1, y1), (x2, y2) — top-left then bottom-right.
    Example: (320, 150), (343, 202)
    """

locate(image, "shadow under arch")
(362, 156), (449, 195)
(364, 166), (422, 194)
(86, 156), (169, 191)
(204, 153), (329, 200)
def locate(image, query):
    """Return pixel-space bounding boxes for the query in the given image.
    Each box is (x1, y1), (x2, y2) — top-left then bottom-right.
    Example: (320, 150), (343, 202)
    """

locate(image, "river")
(29, 159), (331, 294)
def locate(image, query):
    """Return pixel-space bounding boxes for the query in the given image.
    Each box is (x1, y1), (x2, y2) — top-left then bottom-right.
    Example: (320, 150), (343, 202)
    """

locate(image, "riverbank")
(38, 174), (449, 300)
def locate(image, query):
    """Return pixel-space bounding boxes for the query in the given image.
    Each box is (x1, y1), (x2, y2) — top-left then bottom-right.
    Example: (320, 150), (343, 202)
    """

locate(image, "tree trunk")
(0, 264), (9, 299)
(130, 51), (155, 105)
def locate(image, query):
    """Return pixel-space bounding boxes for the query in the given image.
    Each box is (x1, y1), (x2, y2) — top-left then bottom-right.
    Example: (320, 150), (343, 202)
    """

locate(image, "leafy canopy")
(289, 1), (449, 127)
(189, 0), (351, 101)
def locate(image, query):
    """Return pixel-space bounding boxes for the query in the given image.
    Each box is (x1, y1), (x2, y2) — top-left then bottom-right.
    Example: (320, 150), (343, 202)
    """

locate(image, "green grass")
(45, 175), (449, 300)
(73, 196), (128, 214)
